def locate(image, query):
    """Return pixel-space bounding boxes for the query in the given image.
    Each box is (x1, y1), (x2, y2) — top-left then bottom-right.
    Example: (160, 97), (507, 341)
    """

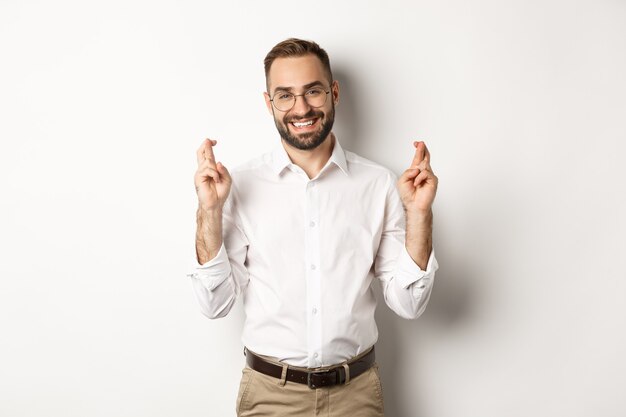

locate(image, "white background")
(1, 1), (625, 416)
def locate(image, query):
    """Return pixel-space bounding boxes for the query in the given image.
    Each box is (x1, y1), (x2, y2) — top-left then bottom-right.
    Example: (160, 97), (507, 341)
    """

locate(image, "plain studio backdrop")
(1, 1), (625, 416)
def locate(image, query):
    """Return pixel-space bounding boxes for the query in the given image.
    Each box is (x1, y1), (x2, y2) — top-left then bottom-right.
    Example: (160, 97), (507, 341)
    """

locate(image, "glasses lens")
(273, 92), (295, 111)
(304, 88), (327, 108)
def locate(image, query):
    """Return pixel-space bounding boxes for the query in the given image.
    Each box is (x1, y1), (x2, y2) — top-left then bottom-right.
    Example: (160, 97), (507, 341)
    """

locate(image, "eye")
(275, 92), (293, 101)
(306, 88), (323, 97)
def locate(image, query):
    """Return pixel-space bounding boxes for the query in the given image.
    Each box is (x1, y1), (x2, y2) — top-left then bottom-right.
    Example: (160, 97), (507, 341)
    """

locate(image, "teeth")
(292, 120), (314, 127)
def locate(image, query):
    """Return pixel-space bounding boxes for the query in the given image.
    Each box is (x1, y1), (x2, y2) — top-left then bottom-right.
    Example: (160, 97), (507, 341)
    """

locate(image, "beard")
(274, 105), (335, 151)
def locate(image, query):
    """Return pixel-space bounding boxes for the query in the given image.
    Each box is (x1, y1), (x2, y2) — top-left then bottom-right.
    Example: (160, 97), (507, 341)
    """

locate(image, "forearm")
(195, 206), (223, 264)
(191, 205), (247, 320)
(405, 208), (433, 270)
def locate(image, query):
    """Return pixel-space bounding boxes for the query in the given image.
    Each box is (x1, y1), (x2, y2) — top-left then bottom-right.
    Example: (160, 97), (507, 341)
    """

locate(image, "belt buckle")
(307, 368), (333, 389)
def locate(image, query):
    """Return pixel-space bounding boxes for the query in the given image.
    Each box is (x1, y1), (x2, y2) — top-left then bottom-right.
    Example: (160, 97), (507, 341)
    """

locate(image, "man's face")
(264, 55), (339, 151)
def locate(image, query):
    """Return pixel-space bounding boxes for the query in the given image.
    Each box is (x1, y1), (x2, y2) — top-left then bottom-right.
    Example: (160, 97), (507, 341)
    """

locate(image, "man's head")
(264, 39), (334, 87)
(263, 38), (339, 151)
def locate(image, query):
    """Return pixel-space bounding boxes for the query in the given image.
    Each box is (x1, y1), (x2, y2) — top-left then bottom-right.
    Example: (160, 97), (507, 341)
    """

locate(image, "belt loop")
(278, 363), (288, 386)
(342, 363), (351, 385)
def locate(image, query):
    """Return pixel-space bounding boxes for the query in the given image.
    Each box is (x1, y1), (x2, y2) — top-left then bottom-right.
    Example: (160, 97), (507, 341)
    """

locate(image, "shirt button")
(310, 264), (316, 270)
(312, 307), (317, 314)
(313, 352), (318, 358)
(309, 221), (316, 227)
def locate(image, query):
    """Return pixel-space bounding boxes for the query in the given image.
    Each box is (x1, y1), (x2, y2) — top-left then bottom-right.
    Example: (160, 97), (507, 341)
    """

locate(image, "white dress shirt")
(188, 135), (438, 368)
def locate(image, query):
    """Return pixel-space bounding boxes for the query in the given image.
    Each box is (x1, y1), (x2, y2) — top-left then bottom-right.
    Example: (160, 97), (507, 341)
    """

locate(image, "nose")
(291, 94), (312, 115)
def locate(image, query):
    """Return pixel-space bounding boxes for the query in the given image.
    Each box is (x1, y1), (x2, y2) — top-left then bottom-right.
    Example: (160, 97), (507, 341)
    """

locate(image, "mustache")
(285, 110), (323, 123)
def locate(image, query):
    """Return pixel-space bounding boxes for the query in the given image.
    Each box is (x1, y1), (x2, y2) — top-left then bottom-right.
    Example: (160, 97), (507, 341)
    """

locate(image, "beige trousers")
(235, 363), (385, 417)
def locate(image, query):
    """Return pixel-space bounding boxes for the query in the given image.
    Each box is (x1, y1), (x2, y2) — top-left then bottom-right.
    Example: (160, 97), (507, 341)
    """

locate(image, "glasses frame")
(269, 87), (332, 112)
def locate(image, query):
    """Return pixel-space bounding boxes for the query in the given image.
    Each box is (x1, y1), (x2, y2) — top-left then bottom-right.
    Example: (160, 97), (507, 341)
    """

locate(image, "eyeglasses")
(269, 87), (331, 112)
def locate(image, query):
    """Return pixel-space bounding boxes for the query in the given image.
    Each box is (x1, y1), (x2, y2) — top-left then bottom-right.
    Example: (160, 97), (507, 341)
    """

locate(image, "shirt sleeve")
(373, 172), (438, 320)
(186, 189), (249, 319)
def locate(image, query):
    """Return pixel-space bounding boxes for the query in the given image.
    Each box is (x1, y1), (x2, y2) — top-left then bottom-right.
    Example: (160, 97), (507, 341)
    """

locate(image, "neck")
(282, 133), (335, 179)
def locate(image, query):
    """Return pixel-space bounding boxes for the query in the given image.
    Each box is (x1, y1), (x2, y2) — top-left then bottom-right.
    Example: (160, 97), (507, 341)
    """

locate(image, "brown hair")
(264, 38), (333, 88)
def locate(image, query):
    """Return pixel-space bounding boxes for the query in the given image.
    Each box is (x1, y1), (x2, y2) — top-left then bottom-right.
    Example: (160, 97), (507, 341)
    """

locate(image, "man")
(189, 38), (438, 417)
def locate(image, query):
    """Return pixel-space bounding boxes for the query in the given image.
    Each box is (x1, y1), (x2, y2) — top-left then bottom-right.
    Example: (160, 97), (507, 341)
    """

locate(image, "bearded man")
(189, 38), (439, 417)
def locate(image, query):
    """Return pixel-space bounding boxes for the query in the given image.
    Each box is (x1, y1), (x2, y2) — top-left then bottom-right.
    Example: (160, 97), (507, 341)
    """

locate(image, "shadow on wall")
(335, 66), (476, 417)
(331, 68), (362, 153)
(373, 246), (475, 417)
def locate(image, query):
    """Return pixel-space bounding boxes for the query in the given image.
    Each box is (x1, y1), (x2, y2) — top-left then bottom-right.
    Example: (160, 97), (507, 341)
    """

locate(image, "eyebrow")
(272, 81), (326, 94)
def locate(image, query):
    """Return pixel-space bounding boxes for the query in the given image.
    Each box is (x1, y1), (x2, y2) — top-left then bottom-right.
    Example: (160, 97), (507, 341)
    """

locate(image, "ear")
(331, 80), (340, 106)
(263, 92), (273, 115)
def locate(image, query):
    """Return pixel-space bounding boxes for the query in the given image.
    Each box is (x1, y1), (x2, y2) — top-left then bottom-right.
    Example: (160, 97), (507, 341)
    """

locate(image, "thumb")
(216, 162), (231, 182)
(399, 167), (419, 183)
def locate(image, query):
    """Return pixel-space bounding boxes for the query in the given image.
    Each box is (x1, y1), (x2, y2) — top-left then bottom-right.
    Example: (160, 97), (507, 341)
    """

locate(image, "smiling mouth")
(290, 118), (319, 130)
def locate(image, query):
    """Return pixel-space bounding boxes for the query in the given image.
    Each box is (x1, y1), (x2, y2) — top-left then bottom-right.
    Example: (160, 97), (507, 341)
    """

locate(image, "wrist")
(405, 208), (432, 225)
(197, 204), (223, 219)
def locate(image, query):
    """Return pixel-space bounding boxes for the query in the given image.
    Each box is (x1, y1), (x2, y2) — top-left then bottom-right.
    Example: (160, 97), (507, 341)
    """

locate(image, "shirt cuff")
(186, 243), (232, 291)
(393, 247), (438, 289)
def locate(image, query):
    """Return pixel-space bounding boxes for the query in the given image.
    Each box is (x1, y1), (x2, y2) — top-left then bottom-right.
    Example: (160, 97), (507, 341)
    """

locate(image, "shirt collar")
(328, 135), (349, 176)
(269, 141), (293, 176)
(269, 133), (349, 177)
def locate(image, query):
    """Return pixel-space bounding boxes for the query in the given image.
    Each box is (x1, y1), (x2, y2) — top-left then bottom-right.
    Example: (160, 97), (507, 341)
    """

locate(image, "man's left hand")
(397, 141), (438, 213)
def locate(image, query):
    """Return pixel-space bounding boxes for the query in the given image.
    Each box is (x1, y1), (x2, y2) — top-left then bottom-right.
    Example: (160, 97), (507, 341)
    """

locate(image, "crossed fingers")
(411, 141), (432, 171)
(404, 140), (436, 188)
(196, 139), (217, 165)
(196, 138), (221, 183)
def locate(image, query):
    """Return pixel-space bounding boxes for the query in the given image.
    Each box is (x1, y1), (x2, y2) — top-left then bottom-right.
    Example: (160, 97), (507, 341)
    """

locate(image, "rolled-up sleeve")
(187, 190), (249, 319)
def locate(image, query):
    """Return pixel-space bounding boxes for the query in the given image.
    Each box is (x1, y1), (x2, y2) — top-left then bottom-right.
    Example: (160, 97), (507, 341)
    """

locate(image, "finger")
(196, 139), (218, 166)
(216, 162), (232, 183)
(413, 170), (430, 187)
(416, 160), (434, 173)
(204, 138), (218, 164)
(423, 143), (431, 164)
(196, 140), (207, 166)
(414, 170), (439, 188)
(197, 165), (220, 180)
(198, 159), (219, 172)
(411, 141), (425, 167)
(399, 167), (420, 184)
(196, 165), (221, 183)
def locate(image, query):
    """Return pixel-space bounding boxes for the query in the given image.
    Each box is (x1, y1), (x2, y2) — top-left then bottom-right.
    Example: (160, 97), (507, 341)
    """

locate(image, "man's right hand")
(194, 139), (232, 211)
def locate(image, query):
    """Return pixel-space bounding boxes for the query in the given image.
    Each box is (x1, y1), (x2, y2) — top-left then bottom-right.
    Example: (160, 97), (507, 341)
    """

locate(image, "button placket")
(304, 180), (322, 367)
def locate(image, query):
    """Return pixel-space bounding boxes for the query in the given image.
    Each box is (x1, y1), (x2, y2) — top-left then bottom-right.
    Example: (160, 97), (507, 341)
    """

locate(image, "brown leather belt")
(244, 346), (375, 389)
